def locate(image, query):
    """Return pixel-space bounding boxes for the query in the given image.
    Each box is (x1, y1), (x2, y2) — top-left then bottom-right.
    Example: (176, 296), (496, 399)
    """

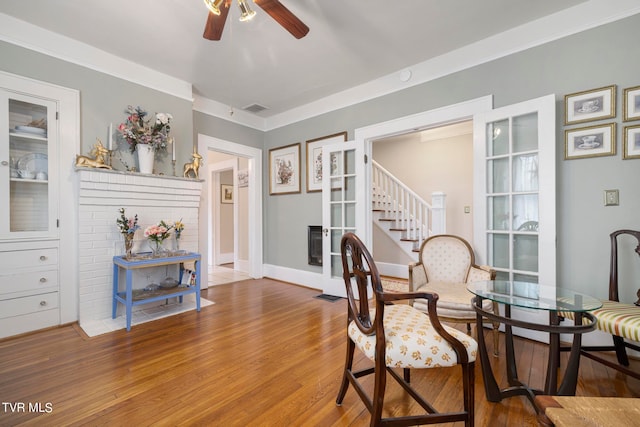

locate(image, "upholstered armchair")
(409, 234), (500, 355)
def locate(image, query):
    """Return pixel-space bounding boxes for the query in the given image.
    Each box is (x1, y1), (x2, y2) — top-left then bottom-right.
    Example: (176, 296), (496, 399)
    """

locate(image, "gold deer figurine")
(183, 151), (202, 178)
(75, 139), (112, 169)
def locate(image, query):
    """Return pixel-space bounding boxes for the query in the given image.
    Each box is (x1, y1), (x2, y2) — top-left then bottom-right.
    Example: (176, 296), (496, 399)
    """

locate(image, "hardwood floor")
(0, 279), (638, 426)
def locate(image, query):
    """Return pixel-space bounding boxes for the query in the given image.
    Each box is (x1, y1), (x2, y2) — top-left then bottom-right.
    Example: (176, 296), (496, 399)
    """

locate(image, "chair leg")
(613, 335), (630, 366)
(370, 356), (387, 427)
(462, 361), (475, 427)
(336, 337), (355, 405)
(403, 367), (410, 383)
(466, 322), (472, 335)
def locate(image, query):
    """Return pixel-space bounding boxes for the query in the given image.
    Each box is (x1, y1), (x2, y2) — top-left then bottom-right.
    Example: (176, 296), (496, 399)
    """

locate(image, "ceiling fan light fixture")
(237, 0), (256, 22)
(203, 0), (224, 15)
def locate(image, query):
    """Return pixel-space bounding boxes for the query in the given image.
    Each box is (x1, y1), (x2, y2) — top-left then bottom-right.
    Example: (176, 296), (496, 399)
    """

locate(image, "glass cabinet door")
(1, 91), (57, 238)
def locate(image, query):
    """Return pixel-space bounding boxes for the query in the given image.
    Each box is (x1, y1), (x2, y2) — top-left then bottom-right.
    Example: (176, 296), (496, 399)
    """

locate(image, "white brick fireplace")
(76, 168), (202, 329)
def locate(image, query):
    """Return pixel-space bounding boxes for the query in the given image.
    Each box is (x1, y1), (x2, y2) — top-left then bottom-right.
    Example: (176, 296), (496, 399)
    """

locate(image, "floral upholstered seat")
(349, 303), (477, 369)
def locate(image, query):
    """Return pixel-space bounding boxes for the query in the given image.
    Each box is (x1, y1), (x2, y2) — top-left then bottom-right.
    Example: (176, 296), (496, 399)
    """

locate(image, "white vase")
(137, 144), (155, 174)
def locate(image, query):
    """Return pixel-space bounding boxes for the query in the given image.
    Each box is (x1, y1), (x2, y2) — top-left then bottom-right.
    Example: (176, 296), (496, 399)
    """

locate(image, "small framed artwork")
(564, 123), (616, 160)
(269, 143), (301, 195)
(623, 124), (640, 159)
(238, 169), (249, 187)
(305, 131), (347, 192)
(221, 184), (233, 204)
(623, 85), (640, 121)
(564, 85), (616, 125)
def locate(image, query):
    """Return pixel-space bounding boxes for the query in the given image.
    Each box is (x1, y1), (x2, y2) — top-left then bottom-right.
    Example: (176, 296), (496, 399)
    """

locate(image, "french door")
(321, 140), (365, 297)
(473, 94), (556, 341)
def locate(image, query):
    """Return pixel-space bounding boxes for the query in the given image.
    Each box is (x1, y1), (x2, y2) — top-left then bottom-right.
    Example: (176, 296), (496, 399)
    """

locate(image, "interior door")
(473, 94), (556, 342)
(321, 139), (364, 297)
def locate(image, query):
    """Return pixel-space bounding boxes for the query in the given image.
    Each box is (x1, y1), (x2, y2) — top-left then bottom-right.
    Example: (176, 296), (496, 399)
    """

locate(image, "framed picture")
(564, 123), (616, 160)
(221, 184), (233, 204)
(564, 85), (616, 125)
(305, 131), (347, 192)
(269, 143), (301, 195)
(623, 124), (640, 159)
(623, 85), (640, 121)
(238, 169), (249, 187)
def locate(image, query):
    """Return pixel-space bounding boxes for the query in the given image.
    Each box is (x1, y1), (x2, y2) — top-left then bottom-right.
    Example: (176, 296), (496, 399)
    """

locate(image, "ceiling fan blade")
(203, 2), (231, 41)
(254, 0), (309, 39)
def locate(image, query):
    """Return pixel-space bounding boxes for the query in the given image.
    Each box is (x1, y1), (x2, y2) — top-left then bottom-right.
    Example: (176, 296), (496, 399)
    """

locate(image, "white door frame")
(198, 134), (263, 279)
(354, 96), (494, 249)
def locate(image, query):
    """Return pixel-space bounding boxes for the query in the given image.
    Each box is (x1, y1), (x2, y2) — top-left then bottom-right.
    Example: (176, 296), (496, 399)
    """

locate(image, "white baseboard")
(376, 262), (409, 279)
(218, 252), (233, 264)
(262, 264), (322, 291)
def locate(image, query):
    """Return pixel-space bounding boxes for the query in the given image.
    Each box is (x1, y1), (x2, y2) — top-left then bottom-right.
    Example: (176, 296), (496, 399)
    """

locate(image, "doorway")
(197, 134), (263, 286)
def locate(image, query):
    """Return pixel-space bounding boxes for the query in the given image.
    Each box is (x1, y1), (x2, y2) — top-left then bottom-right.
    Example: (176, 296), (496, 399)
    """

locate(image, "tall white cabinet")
(0, 71), (79, 339)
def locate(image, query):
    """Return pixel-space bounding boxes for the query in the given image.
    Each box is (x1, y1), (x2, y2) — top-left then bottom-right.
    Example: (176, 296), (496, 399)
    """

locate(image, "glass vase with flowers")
(116, 208), (139, 259)
(144, 220), (173, 257)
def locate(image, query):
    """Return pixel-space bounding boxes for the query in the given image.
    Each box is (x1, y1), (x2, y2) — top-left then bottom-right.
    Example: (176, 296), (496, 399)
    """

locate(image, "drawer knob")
(40, 277), (47, 283)
(40, 301), (47, 306)
(40, 255), (47, 261)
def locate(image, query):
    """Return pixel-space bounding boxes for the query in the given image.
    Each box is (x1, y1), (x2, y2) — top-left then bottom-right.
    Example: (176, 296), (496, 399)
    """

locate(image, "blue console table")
(112, 252), (201, 331)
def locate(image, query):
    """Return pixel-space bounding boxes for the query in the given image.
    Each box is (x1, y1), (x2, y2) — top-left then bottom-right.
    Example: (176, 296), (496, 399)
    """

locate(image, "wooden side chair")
(408, 234), (500, 355)
(563, 229), (640, 379)
(335, 232), (476, 427)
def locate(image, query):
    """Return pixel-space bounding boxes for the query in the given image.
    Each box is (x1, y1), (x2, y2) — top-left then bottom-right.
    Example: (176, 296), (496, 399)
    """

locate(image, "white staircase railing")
(372, 160), (446, 249)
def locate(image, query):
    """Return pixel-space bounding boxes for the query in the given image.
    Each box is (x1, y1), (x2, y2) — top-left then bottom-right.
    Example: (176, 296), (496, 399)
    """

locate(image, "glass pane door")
(486, 112), (540, 283)
(474, 94), (556, 342)
(322, 140), (363, 297)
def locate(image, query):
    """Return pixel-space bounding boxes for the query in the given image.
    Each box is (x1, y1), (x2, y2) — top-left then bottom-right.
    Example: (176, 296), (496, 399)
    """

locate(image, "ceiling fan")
(203, 0), (309, 41)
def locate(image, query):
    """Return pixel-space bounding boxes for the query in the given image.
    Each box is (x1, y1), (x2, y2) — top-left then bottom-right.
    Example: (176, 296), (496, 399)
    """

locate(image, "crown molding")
(0, 13), (193, 101)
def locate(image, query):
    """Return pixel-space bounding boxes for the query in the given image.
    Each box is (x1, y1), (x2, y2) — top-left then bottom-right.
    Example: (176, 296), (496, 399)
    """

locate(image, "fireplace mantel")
(75, 167), (203, 330)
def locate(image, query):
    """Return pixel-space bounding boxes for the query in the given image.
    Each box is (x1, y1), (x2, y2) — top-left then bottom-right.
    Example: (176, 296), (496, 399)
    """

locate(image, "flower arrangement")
(173, 219), (184, 240)
(116, 208), (139, 236)
(144, 220), (173, 244)
(118, 105), (173, 153)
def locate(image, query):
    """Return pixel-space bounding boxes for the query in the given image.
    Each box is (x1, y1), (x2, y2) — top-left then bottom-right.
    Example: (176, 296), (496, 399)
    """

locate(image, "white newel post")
(75, 168), (202, 329)
(431, 191), (446, 235)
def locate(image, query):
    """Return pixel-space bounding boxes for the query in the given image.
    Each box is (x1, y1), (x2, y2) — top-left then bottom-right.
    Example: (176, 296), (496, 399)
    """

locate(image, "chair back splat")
(335, 232), (476, 427)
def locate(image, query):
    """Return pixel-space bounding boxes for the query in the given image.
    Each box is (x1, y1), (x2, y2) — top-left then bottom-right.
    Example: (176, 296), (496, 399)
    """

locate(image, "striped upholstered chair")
(563, 229), (640, 379)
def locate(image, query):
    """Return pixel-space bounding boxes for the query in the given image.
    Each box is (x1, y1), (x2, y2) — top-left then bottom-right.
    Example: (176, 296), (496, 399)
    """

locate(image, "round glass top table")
(467, 280), (602, 413)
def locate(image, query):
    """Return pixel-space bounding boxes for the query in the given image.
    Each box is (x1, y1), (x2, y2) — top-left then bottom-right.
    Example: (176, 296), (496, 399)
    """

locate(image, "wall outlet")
(604, 189), (619, 206)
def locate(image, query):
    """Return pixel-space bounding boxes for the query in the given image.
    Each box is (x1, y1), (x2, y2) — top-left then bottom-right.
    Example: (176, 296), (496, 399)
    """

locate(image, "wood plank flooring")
(0, 278), (638, 426)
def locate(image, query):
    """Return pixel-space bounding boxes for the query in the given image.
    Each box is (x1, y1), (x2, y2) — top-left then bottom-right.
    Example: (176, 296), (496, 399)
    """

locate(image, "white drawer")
(0, 292), (59, 319)
(0, 270), (58, 298)
(0, 248), (58, 272)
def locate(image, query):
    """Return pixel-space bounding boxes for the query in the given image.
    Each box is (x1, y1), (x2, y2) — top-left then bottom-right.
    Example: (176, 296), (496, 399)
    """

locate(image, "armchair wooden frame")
(335, 232), (475, 427)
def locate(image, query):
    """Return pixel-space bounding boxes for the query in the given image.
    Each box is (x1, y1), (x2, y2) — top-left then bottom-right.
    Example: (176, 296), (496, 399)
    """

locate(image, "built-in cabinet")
(0, 71), (79, 339)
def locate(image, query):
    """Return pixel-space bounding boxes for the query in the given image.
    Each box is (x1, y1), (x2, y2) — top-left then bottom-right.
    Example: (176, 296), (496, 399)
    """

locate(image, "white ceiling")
(1, 0), (635, 128)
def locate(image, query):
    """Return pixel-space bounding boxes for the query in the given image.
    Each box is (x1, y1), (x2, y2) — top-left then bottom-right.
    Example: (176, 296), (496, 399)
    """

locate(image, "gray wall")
(2, 13), (640, 301)
(259, 14), (640, 300)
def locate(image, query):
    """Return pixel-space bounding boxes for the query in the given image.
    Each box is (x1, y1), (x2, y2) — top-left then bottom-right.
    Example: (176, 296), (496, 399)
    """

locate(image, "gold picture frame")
(623, 85), (640, 122)
(623, 124), (640, 159)
(305, 131), (347, 192)
(221, 184), (233, 204)
(564, 85), (616, 125)
(564, 123), (616, 160)
(269, 143), (301, 195)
